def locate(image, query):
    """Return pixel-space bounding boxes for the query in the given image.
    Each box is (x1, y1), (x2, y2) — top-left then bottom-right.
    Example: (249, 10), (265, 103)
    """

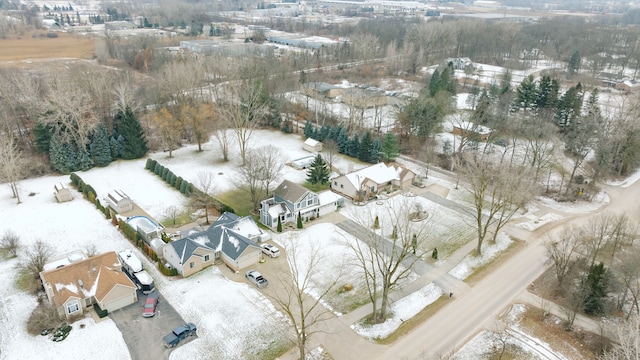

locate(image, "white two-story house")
(260, 180), (331, 228)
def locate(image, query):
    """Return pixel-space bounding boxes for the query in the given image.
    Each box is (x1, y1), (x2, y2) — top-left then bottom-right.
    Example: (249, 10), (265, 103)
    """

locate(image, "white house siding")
(162, 246), (183, 274)
(101, 285), (137, 312)
(330, 177), (358, 199)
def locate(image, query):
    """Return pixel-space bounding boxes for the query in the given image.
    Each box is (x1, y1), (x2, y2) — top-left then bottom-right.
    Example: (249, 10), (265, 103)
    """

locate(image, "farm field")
(0, 32), (94, 62)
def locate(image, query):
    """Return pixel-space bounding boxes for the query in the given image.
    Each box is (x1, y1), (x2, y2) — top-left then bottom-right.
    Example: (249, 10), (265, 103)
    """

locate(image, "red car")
(142, 291), (159, 318)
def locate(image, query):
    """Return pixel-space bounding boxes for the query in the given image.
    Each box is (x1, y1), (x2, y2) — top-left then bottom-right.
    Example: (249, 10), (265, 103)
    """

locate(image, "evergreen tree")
(115, 107), (147, 159)
(319, 125), (330, 141)
(304, 121), (314, 138)
(472, 89), (492, 124)
(370, 138), (381, 164)
(380, 132), (399, 162)
(89, 124), (112, 167)
(359, 132), (373, 162)
(514, 75), (537, 112)
(535, 76), (559, 110)
(347, 133), (360, 158)
(306, 154), (330, 185)
(429, 69), (440, 97)
(583, 262), (609, 315)
(109, 134), (124, 159)
(49, 136), (77, 174)
(555, 84), (583, 129)
(33, 122), (52, 153)
(568, 50), (582, 74)
(337, 126), (349, 153)
(373, 215), (379, 229)
(76, 148), (94, 171)
(277, 217), (282, 232)
(297, 212), (303, 229)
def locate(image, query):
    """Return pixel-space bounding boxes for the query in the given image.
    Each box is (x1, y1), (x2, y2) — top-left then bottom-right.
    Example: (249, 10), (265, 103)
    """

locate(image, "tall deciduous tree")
(151, 107), (182, 158)
(0, 135), (23, 203)
(461, 153), (535, 255)
(346, 197), (432, 323)
(545, 226), (584, 287)
(270, 241), (343, 360)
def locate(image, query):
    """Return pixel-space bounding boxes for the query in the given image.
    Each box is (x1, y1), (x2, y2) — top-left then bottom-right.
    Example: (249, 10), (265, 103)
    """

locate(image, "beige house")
(330, 163), (415, 201)
(40, 252), (137, 320)
(163, 238), (216, 277)
(54, 182), (73, 202)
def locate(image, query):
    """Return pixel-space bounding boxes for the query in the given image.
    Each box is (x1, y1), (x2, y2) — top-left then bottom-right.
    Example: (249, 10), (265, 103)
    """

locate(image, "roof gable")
(342, 163), (405, 189)
(170, 238), (214, 264)
(40, 252), (135, 307)
(274, 180), (311, 204)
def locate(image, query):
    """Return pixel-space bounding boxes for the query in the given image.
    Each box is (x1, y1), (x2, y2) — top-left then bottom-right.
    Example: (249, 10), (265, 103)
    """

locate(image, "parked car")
(261, 244), (280, 258)
(162, 323), (197, 348)
(245, 270), (268, 288)
(142, 290), (159, 318)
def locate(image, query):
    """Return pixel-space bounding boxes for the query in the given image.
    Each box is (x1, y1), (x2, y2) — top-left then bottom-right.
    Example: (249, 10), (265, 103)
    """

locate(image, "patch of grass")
(15, 269), (38, 293)
(217, 189), (254, 216)
(376, 294), (447, 344)
(302, 182), (329, 192)
(465, 240), (524, 286)
(160, 211), (193, 228)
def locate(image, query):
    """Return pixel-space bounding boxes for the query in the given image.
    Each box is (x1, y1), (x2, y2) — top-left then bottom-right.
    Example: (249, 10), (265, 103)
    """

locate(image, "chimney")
(78, 279), (84, 288)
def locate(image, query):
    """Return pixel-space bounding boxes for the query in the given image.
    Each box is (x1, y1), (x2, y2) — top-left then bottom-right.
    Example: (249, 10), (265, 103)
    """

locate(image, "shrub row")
(144, 158), (236, 214)
(158, 259), (178, 276)
(145, 158), (193, 195)
(69, 173), (109, 218)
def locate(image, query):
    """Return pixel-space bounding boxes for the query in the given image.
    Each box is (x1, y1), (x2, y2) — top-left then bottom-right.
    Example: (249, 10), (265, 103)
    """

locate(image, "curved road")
(377, 179), (640, 359)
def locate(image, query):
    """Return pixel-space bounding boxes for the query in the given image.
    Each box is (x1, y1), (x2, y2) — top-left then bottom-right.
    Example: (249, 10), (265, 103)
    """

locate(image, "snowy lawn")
(449, 232), (514, 280)
(273, 223), (373, 315)
(0, 163), (291, 360)
(350, 283), (443, 341)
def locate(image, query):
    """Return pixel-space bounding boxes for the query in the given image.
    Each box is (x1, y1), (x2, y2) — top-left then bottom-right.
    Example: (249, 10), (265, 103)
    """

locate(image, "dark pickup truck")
(163, 323), (197, 348)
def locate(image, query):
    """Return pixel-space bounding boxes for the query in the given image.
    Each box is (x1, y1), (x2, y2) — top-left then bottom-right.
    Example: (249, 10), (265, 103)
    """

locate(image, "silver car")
(245, 270), (268, 288)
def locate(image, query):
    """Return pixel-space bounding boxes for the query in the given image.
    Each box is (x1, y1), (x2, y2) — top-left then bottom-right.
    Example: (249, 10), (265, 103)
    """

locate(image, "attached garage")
(99, 285), (138, 312)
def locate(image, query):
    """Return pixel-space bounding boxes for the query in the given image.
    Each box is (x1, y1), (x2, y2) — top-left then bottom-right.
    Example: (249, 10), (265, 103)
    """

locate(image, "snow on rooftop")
(344, 163), (402, 189)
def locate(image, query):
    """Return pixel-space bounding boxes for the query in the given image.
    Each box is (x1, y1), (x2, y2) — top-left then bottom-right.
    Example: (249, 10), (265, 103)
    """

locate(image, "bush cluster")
(158, 259), (178, 276)
(93, 303), (108, 318)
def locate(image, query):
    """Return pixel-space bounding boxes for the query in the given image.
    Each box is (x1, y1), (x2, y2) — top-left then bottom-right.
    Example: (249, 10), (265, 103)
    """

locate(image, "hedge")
(93, 303), (108, 318)
(158, 260), (179, 276)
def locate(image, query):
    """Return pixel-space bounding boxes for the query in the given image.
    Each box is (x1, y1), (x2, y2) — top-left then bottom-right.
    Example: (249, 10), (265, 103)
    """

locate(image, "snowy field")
(448, 232), (513, 280)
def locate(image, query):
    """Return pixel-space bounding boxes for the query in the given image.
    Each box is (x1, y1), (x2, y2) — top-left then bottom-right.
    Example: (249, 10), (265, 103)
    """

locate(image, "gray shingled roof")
(169, 237), (212, 264)
(182, 212), (260, 261)
(274, 180), (309, 204)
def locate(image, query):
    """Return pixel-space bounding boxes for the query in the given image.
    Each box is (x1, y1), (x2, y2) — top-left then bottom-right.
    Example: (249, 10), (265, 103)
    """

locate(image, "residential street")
(276, 176), (640, 360)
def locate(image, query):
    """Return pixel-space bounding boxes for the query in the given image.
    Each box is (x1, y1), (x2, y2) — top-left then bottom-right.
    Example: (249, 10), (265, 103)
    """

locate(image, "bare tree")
(83, 243), (98, 258)
(191, 171), (217, 225)
(346, 197), (432, 323)
(234, 149), (265, 211)
(0, 229), (20, 257)
(614, 247), (640, 318)
(215, 80), (268, 165)
(183, 102), (213, 152)
(0, 135), (23, 203)
(149, 107), (183, 157)
(545, 226), (584, 287)
(164, 205), (181, 227)
(583, 212), (616, 268)
(461, 153), (535, 255)
(257, 145), (285, 197)
(599, 313), (640, 360)
(322, 139), (339, 173)
(20, 240), (54, 293)
(270, 240), (343, 360)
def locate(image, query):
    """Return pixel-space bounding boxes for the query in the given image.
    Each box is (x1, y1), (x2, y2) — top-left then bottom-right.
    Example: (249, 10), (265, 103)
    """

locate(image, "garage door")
(104, 293), (136, 313)
(236, 249), (261, 270)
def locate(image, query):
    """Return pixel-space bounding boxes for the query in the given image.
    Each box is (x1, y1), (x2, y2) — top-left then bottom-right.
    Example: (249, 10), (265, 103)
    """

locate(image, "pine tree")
(347, 133), (360, 158)
(49, 136), (78, 174)
(304, 121), (314, 139)
(373, 215), (379, 229)
(297, 212), (303, 229)
(89, 124), (112, 167)
(359, 132), (373, 162)
(429, 69), (440, 97)
(115, 107), (147, 159)
(33, 122), (52, 153)
(276, 217), (282, 232)
(370, 138), (381, 164)
(568, 50), (582, 74)
(380, 132), (399, 162)
(75, 148), (94, 171)
(337, 126), (349, 153)
(306, 154), (330, 185)
(583, 262), (608, 315)
(109, 134), (124, 159)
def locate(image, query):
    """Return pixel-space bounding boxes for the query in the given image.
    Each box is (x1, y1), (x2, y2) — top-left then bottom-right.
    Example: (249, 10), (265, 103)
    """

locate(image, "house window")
(204, 255), (210, 262)
(190, 262), (195, 269)
(370, 186), (375, 192)
(67, 301), (79, 314)
(340, 184), (344, 189)
(307, 199), (313, 206)
(334, 181), (337, 186)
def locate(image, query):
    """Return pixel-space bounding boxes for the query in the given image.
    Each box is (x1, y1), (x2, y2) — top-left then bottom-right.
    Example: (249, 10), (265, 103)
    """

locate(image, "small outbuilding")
(54, 182), (73, 202)
(106, 189), (134, 213)
(303, 138), (323, 152)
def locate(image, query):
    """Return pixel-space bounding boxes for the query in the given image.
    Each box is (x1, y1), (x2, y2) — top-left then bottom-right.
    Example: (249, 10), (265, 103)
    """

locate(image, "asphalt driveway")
(109, 290), (195, 360)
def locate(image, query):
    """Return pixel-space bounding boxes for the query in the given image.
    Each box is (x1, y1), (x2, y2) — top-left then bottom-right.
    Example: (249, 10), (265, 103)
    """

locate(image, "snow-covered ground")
(449, 232), (513, 280)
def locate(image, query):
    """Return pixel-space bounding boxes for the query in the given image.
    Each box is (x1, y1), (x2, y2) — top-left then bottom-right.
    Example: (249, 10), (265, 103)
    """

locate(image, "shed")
(54, 182), (73, 202)
(303, 138), (323, 152)
(105, 189), (134, 213)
